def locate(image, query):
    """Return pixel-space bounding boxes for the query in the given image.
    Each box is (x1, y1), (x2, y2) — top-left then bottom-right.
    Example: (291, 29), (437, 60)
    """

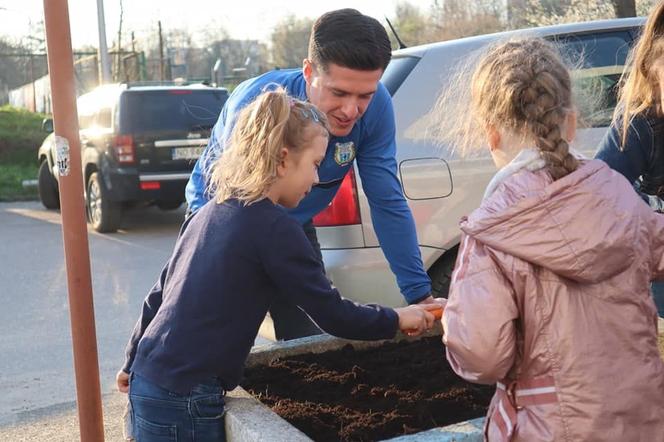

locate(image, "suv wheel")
(86, 172), (122, 233)
(38, 160), (60, 210)
(428, 247), (458, 299)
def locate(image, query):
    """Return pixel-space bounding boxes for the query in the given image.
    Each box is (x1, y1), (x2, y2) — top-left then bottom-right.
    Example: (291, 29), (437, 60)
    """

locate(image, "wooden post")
(42, 1), (105, 440)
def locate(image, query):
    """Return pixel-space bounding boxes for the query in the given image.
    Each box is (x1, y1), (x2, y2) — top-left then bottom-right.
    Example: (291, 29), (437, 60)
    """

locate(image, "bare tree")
(523, 0), (613, 27)
(389, 2), (430, 47)
(428, 0), (506, 42)
(0, 38), (31, 90)
(209, 38), (267, 79)
(270, 15), (313, 69)
(637, 0), (659, 14)
(115, 0), (124, 81)
(520, 0), (654, 26)
(612, 0), (637, 17)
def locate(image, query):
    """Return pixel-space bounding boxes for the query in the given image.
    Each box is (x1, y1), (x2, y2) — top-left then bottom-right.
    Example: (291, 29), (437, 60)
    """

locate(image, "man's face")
(304, 61), (383, 137)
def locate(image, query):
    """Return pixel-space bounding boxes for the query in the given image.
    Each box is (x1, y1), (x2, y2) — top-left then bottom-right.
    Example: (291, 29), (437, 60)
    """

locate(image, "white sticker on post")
(55, 136), (70, 177)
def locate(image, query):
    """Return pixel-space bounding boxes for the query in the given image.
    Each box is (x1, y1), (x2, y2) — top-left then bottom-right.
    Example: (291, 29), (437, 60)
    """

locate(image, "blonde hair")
(209, 88), (329, 204)
(615, 1), (664, 146)
(434, 38), (578, 180)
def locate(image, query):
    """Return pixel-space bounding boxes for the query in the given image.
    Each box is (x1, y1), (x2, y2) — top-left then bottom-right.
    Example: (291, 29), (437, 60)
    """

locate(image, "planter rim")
(224, 317), (664, 441)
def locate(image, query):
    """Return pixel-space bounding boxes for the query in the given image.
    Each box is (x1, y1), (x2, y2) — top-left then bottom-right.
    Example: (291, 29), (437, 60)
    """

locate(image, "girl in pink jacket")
(441, 38), (664, 441)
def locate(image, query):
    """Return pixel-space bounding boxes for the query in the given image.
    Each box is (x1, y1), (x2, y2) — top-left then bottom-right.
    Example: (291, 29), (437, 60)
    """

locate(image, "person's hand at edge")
(116, 370), (130, 393)
(395, 304), (441, 336)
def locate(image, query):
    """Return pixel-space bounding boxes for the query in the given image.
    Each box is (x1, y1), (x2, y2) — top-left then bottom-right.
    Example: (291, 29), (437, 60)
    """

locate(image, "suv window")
(554, 31), (634, 127)
(120, 89), (228, 133)
(382, 56), (421, 96)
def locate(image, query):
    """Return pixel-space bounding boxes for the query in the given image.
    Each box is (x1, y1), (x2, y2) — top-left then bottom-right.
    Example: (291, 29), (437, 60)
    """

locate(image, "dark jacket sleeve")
(121, 261), (168, 373)
(121, 215), (194, 373)
(595, 115), (653, 185)
(261, 214), (399, 340)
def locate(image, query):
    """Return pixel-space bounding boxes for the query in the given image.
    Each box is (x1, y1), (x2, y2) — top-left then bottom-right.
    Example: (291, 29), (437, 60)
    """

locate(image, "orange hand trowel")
(404, 306), (444, 335)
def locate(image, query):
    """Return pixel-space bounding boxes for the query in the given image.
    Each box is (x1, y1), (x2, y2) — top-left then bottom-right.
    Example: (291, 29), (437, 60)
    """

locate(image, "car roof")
(123, 84), (226, 92)
(393, 17), (645, 58)
(76, 83), (228, 114)
(77, 83), (226, 99)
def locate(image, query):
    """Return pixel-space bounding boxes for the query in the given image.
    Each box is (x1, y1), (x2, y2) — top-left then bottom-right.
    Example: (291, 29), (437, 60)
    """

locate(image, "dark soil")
(241, 336), (494, 442)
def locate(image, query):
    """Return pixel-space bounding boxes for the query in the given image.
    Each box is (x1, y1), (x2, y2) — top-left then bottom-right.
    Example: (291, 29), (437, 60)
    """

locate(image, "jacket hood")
(461, 160), (638, 283)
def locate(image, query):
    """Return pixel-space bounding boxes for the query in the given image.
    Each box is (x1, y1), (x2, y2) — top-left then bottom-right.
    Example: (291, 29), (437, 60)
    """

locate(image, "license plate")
(172, 146), (205, 160)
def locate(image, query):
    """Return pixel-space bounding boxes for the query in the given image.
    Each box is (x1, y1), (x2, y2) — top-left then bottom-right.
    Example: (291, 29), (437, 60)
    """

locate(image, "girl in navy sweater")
(116, 88), (438, 441)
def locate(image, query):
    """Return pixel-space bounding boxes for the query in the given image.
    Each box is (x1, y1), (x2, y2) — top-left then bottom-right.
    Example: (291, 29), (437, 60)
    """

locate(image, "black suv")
(37, 83), (228, 232)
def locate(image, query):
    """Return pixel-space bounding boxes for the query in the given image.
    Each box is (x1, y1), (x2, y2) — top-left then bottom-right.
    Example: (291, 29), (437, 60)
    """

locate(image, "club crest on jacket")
(334, 142), (356, 166)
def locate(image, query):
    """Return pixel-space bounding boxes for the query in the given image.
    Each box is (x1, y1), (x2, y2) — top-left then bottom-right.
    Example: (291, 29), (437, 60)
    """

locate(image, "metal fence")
(7, 51), (143, 114)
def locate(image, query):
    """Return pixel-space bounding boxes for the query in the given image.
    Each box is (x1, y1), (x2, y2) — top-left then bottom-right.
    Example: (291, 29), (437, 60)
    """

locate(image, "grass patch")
(0, 105), (49, 201)
(0, 148), (39, 201)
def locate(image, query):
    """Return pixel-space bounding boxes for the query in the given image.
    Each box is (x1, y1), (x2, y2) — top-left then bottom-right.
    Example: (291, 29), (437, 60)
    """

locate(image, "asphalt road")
(0, 201), (268, 427)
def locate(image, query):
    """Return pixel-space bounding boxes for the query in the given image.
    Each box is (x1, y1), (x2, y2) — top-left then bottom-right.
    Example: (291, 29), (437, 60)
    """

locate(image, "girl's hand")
(116, 370), (130, 393)
(395, 304), (442, 336)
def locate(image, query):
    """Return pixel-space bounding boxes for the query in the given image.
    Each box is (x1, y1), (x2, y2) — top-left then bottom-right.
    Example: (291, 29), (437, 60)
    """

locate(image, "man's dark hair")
(308, 9), (392, 72)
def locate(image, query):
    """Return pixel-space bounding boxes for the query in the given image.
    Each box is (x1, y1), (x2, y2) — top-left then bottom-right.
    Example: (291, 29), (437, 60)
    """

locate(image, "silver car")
(314, 17), (644, 307)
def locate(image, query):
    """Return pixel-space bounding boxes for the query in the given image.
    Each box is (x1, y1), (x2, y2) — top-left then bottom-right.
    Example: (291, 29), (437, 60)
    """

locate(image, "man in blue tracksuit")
(186, 9), (434, 338)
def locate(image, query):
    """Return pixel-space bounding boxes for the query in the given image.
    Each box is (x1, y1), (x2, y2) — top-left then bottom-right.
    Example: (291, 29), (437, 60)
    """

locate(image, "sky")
(0, 0), (434, 49)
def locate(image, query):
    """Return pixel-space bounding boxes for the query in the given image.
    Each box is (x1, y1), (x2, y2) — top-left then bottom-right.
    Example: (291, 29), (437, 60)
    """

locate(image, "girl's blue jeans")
(653, 281), (664, 317)
(129, 373), (226, 442)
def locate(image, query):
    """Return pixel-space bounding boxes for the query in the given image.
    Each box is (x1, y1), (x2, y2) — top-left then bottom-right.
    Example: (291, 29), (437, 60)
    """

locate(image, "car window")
(553, 31), (634, 128)
(78, 113), (94, 129)
(382, 56), (420, 97)
(395, 27), (637, 163)
(95, 107), (112, 129)
(78, 101), (95, 129)
(120, 89), (228, 133)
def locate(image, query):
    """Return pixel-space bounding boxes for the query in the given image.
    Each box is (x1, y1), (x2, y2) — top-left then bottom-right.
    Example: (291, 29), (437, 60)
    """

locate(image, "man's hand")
(116, 370), (130, 393)
(416, 295), (447, 309)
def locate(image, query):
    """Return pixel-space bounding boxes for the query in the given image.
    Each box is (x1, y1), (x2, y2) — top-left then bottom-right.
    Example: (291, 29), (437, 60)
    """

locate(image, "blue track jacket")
(185, 69), (430, 303)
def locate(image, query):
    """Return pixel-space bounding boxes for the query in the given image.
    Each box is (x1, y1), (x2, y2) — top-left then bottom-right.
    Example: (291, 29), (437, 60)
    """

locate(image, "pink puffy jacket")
(443, 159), (664, 441)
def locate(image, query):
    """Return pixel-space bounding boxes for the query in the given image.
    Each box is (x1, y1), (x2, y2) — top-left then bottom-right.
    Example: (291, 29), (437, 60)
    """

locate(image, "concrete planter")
(224, 318), (664, 442)
(224, 330), (483, 442)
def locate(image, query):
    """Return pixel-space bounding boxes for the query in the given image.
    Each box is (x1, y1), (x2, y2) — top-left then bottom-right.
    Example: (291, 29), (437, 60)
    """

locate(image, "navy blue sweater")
(123, 198), (399, 394)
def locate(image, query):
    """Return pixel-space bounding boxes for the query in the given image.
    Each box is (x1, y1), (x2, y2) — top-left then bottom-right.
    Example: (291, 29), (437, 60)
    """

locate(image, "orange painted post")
(42, 1), (105, 441)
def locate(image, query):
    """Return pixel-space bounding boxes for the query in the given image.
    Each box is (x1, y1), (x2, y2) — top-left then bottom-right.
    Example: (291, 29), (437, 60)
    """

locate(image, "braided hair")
(471, 39), (578, 180)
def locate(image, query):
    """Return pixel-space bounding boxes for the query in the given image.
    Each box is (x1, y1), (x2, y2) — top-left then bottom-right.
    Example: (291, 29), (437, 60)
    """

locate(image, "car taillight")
(140, 181), (161, 190)
(313, 168), (361, 227)
(113, 135), (135, 164)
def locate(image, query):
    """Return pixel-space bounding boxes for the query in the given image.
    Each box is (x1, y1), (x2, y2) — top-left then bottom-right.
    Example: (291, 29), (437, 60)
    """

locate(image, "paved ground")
(0, 200), (270, 435)
(0, 201), (185, 425)
(0, 391), (126, 441)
